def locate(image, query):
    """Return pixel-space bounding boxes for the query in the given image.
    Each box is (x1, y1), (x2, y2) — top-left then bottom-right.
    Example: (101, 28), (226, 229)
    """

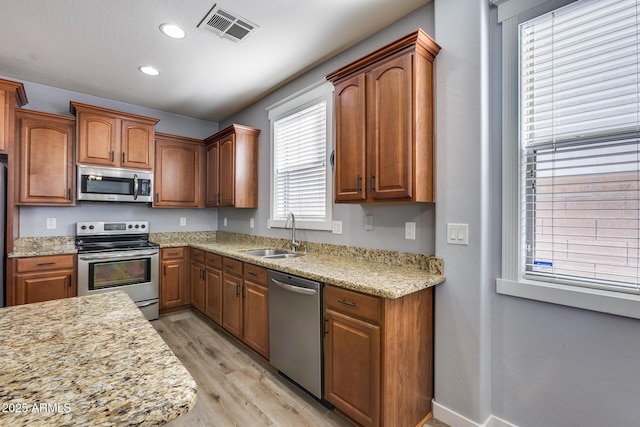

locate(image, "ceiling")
(0, 0), (431, 122)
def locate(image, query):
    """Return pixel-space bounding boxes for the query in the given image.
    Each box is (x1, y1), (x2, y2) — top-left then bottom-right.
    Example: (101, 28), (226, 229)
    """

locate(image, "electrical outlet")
(332, 221), (343, 234)
(179, 217), (186, 226)
(46, 218), (56, 229)
(223, 218), (228, 227)
(447, 223), (469, 245)
(405, 222), (416, 240)
(249, 218), (255, 229)
(364, 214), (373, 231)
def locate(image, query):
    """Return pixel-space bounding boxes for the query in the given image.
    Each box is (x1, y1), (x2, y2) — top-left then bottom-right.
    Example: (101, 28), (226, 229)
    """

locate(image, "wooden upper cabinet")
(16, 110), (75, 205)
(0, 79), (27, 154)
(327, 29), (440, 204)
(204, 124), (260, 208)
(334, 74), (366, 202)
(205, 140), (220, 207)
(70, 101), (159, 169)
(154, 133), (205, 208)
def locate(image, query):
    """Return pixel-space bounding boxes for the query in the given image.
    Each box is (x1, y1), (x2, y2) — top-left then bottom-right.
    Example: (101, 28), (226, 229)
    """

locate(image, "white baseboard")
(432, 400), (518, 427)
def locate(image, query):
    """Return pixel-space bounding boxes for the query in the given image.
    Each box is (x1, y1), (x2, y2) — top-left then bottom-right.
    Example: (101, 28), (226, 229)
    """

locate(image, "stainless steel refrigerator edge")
(268, 270), (323, 399)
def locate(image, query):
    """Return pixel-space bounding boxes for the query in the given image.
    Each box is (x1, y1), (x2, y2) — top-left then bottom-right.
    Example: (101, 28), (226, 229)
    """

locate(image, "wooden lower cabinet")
(160, 247), (189, 311)
(324, 285), (434, 427)
(204, 253), (223, 324)
(9, 255), (76, 306)
(222, 259), (243, 338)
(242, 264), (269, 359)
(190, 249), (205, 312)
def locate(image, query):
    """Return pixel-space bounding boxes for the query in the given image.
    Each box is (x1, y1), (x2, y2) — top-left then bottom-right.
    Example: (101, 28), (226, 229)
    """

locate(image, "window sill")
(496, 278), (640, 320)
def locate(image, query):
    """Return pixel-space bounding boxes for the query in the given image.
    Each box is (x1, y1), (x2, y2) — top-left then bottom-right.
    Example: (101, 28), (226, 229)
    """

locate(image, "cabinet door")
(366, 53), (413, 201)
(15, 272), (74, 305)
(121, 119), (154, 169)
(325, 309), (381, 427)
(218, 136), (235, 207)
(243, 281), (269, 358)
(222, 274), (243, 338)
(206, 140), (220, 207)
(334, 74), (367, 202)
(76, 111), (118, 166)
(160, 259), (186, 308)
(205, 267), (222, 324)
(154, 138), (201, 207)
(17, 113), (75, 205)
(190, 262), (205, 312)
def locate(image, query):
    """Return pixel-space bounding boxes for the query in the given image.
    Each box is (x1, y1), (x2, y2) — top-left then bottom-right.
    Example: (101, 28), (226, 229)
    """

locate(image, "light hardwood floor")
(155, 310), (449, 427)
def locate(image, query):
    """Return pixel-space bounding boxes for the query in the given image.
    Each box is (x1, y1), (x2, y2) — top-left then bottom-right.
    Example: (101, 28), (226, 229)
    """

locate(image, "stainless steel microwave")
(77, 165), (153, 203)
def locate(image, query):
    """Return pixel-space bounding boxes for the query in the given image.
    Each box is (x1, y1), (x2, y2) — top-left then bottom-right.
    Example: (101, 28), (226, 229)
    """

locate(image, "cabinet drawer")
(244, 263), (267, 286)
(206, 253), (222, 269)
(223, 257), (243, 276)
(162, 247), (185, 260)
(191, 248), (205, 264)
(16, 255), (74, 273)
(325, 285), (381, 323)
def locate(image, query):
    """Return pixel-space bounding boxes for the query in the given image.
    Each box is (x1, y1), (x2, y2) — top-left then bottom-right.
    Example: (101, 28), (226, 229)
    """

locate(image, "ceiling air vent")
(198, 4), (258, 43)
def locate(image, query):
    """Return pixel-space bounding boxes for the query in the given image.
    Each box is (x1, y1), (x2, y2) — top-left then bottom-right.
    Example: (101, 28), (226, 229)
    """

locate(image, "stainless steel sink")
(264, 253), (302, 259)
(242, 248), (290, 257)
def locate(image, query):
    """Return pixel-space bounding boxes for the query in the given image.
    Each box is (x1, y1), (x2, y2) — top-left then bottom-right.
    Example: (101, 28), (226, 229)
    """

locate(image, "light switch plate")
(332, 221), (343, 234)
(405, 222), (416, 240)
(447, 223), (469, 245)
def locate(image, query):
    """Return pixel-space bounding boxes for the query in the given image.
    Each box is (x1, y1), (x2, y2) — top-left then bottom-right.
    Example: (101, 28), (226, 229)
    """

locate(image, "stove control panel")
(76, 221), (149, 236)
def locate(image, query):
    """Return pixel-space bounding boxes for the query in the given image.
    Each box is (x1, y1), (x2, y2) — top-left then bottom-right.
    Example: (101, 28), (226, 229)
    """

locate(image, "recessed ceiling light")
(138, 66), (160, 76)
(160, 23), (186, 39)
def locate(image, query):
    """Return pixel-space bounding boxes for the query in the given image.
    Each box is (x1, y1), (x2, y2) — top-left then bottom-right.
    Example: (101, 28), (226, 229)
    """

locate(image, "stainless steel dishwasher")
(268, 269), (323, 399)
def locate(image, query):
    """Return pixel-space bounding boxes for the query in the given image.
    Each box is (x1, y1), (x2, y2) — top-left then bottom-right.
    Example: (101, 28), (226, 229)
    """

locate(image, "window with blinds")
(520, 0), (640, 293)
(272, 100), (328, 223)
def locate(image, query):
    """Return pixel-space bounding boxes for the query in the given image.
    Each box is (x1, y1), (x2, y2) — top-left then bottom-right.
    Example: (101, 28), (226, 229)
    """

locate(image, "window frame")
(267, 80), (334, 231)
(495, 0), (640, 319)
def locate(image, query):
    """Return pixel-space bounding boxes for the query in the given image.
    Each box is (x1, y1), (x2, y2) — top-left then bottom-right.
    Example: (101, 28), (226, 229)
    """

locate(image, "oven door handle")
(78, 250), (159, 261)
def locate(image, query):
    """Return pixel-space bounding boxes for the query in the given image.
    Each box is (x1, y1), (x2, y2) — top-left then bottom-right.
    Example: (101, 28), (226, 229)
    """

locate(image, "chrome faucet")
(286, 212), (301, 252)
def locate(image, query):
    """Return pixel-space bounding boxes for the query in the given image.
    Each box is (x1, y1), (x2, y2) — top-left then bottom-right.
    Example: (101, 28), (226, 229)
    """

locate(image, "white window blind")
(520, 0), (640, 293)
(273, 100), (327, 222)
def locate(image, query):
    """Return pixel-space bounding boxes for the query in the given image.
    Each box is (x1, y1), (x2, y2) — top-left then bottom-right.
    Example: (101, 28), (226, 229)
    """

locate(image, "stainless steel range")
(76, 221), (159, 320)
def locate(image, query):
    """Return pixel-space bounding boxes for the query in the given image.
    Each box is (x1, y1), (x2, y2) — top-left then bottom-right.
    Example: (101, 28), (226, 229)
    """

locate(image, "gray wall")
(3, 76), (220, 237)
(218, 5), (436, 255)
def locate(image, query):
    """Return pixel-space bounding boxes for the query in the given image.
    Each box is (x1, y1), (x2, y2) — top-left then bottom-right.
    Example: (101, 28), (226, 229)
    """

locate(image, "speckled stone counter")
(8, 236), (77, 258)
(165, 232), (446, 299)
(0, 292), (197, 426)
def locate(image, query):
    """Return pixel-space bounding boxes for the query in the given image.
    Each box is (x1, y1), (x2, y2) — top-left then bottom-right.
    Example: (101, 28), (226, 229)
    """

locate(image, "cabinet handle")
(370, 174), (375, 192)
(168, 251), (179, 256)
(357, 174), (362, 193)
(67, 188), (71, 200)
(248, 271), (258, 276)
(111, 151), (115, 162)
(226, 264), (235, 270)
(338, 299), (356, 307)
(235, 283), (240, 297)
(323, 317), (329, 337)
(36, 262), (56, 267)
(201, 268), (205, 280)
(242, 284), (246, 299)
(122, 152), (125, 164)
(156, 193), (159, 201)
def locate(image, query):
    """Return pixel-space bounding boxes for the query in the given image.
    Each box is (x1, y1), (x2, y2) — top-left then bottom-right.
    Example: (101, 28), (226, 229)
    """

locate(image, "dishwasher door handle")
(270, 278), (317, 296)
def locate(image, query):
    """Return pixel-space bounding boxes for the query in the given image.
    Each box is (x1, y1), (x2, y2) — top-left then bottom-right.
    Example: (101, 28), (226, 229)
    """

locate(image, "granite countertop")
(187, 241), (444, 299)
(0, 292), (197, 426)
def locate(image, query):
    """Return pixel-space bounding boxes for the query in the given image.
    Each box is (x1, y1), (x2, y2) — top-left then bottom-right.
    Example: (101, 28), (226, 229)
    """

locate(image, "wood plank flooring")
(154, 310), (449, 427)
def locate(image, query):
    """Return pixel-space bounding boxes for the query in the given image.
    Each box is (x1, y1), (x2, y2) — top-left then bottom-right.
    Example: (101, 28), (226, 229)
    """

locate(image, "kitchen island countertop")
(0, 291), (197, 426)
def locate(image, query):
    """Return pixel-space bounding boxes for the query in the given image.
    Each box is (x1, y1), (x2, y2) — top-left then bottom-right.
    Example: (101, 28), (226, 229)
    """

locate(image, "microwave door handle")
(133, 174), (139, 200)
